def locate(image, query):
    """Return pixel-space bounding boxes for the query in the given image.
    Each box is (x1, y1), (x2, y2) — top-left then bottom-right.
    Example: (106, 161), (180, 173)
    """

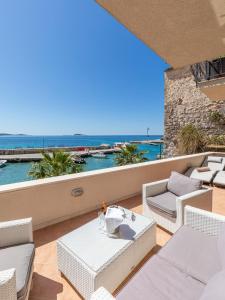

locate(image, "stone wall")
(164, 66), (225, 156)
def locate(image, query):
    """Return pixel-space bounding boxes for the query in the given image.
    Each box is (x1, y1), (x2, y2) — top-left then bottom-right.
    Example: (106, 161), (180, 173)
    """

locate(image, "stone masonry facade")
(164, 66), (225, 157)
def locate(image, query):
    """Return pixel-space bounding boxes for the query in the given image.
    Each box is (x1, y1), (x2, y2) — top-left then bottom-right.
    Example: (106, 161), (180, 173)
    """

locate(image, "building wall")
(164, 66), (225, 156)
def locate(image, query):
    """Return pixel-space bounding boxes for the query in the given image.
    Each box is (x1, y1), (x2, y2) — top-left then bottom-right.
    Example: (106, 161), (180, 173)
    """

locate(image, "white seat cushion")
(213, 171), (225, 186)
(167, 171), (202, 196)
(200, 269), (225, 300)
(207, 156), (223, 164)
(186, 168), (217, 183)
(146, 191), (177, 218)
(217, 223), (225, 267)
(0, 243), (35, 299)
(116, 255), (204, 300)
(158, 225), (222, 284)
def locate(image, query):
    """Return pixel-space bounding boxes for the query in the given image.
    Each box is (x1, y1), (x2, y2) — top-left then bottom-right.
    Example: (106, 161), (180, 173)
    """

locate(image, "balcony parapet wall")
(0, 152), (215, 230)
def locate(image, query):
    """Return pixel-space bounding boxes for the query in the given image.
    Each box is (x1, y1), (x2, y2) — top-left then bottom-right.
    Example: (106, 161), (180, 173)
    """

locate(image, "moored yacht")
(0, 160), (7, 167)
(91, 152), (107, 158)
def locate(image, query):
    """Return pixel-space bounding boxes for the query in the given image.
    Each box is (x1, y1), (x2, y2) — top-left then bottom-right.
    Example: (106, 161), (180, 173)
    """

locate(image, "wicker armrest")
(177, 188), (212, 202)
(0, 269), (17, 300)
(184, 205), (225, 236)
(143, 179), (168, 198)
(90, 287), (116, 300)
(0, 218), (33, 248)
(177, 188), (212, 207)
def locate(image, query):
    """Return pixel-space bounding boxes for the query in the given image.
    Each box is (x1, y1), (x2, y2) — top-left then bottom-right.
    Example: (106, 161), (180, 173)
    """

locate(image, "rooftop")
(29, 186), (225, 300)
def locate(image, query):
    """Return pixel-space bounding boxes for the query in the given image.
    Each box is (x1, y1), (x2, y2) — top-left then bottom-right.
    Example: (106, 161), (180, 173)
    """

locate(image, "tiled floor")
(29, 187), (225, 300)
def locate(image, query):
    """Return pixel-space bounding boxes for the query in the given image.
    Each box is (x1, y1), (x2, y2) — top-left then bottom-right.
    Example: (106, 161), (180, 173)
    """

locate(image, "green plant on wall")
(177, 124), (206, 155)
(208, 110), (225, 125)
(208, 135), (225, 146)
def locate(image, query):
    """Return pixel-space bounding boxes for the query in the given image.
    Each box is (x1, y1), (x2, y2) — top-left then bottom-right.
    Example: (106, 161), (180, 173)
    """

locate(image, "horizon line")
(0, 133), (163, 136)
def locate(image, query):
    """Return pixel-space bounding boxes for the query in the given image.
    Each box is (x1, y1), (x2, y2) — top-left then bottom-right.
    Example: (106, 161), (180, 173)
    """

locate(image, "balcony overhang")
(199, 77), (225, 101)
(96, 0), (225, 68)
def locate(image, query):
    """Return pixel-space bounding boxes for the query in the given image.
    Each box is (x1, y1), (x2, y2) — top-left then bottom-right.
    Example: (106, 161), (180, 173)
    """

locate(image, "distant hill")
(0, 133), (28, 136)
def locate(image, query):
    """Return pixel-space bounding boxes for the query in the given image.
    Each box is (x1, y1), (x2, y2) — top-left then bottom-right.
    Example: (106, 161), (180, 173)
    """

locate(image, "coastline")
(0, 134), (163, 150)
(0, 135), (163, 185)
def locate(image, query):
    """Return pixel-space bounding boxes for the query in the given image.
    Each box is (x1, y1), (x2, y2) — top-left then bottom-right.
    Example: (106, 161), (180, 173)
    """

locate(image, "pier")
(130, 139), (164, 145)
(0, 148), (121, 163)
(0, 140), (163, 163)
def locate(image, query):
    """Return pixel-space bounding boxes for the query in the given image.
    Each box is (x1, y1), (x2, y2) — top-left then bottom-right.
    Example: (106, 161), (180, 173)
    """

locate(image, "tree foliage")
(29, 151), (83, 179)
(115, 144), (148, 166)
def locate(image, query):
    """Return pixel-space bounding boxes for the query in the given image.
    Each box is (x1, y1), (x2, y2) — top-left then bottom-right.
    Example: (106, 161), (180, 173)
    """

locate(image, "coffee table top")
(57, 207), (155, 273)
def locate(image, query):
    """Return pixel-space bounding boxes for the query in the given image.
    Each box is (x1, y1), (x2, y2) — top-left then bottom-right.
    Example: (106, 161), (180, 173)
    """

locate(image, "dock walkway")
(0, 148), (121, 162)
(130, 139), (163, 145)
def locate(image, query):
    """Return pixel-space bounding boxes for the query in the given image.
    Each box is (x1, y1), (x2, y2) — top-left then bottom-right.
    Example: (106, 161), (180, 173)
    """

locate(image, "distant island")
(0, 133), (28, 136)
(73, 133), (85, 136)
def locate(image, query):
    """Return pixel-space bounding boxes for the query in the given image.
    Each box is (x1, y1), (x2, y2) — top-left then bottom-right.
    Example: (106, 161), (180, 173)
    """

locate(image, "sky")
(0, 0), (168, 135)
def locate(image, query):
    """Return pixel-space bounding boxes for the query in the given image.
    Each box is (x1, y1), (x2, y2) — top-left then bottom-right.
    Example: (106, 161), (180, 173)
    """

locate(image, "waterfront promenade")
(0, 148), (121, 162)
(130, 139), (163, 145)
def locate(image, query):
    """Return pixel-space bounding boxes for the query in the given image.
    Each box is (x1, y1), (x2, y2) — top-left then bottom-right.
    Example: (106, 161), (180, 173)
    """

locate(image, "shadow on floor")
(29, 272), (63, 300)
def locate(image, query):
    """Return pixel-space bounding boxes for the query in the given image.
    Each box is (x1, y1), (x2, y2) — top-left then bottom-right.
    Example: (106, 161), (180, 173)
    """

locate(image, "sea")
(0, 135), (163, 185)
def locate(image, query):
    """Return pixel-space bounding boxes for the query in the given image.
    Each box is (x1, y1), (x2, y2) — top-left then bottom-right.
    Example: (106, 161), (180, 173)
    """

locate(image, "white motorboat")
(114, 142), (130, 148)
(91, 152), (107, 159)
(0, 160), (7, 167)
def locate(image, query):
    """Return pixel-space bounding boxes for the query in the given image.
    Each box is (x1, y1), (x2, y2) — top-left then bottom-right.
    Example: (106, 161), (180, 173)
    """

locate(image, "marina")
(0, 135), (163, 185)
(0, 148), (121, 162)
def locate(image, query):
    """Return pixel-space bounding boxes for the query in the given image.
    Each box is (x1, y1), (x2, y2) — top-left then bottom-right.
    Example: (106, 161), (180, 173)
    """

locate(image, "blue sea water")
(0, 135), (162, 149)
(0, 135), (163, 185)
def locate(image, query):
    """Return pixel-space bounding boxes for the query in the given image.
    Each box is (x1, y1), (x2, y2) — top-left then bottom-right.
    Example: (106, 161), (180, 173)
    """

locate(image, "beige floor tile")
(29, 187), (225, 299)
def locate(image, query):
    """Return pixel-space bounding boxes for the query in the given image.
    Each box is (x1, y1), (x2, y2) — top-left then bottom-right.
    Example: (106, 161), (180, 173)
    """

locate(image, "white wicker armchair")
(142, 179), (213, 233)
(0, 218), (33, 300)
(91, 206), (225, 300)
(184, 205), (225, 236)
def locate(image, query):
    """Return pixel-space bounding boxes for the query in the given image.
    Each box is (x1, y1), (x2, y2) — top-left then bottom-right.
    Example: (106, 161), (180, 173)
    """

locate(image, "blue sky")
(0, 0), (168, 135)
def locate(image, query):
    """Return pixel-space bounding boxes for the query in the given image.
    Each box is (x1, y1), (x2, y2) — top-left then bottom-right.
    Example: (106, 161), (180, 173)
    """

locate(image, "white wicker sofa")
(0, 218), (34, 300)
(91, 206), (225, 300)
(142, 172), (212, 233)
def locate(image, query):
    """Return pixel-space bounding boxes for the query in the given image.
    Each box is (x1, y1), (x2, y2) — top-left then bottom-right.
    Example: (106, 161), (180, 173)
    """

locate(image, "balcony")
(96, 0), (225, 68)
(29, 186), (225, 299)
(191, 57), (225, 100)
(0, 152), (225, 299)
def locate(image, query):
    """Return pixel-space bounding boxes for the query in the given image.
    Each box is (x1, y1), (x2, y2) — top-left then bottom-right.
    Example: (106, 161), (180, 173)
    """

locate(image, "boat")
(99, 144), (110, 149)
(72, 156), (86, 164)
(0, 160), (7, 167)
(114, 142), (130, 148)
(91, 152), (107, 159)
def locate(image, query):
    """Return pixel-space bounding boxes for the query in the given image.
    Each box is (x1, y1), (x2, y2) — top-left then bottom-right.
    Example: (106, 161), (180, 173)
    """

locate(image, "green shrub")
(177, 124), (206, 154)
(207, 135), (225, 146)
(209, 110), (225, 125)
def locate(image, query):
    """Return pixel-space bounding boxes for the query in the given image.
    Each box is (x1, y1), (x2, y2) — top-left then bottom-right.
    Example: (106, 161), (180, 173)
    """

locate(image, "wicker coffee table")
(57, 207), (156, 299)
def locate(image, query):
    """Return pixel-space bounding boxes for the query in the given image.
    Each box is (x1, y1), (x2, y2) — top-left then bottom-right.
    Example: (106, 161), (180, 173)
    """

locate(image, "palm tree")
(115, 144), (148, 166)
(29, 151), (83, 179)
